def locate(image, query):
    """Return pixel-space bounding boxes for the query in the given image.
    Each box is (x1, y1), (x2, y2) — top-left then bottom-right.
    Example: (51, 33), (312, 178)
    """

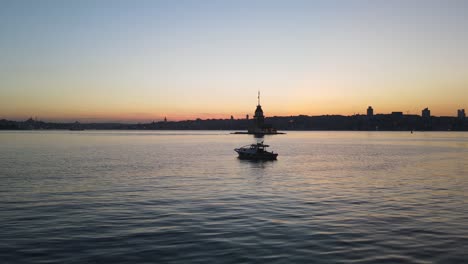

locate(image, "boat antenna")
(258, 91), (260, 106)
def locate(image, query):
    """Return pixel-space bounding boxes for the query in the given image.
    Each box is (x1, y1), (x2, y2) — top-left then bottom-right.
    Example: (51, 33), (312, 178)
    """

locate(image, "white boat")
(234, 142), (278, 160)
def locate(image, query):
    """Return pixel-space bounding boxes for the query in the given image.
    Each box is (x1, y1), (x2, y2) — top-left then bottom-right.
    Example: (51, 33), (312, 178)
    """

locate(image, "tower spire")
(258, 91), (260, 106)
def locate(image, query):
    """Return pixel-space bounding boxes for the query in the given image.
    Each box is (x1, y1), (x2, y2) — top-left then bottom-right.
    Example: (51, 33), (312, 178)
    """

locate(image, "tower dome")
(255, 105), (264, 117)
(253, 92), (265, 131)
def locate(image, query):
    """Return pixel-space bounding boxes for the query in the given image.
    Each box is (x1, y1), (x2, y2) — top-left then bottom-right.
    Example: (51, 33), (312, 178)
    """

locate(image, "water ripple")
(1, 131), (468, 263)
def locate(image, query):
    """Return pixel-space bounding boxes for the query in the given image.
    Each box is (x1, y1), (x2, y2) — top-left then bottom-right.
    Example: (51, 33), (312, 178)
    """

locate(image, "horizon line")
(3, 111), (465, 124)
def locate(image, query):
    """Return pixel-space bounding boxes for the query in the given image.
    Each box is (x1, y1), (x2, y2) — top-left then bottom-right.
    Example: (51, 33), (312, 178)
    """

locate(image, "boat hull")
(235, 150), (278, 160)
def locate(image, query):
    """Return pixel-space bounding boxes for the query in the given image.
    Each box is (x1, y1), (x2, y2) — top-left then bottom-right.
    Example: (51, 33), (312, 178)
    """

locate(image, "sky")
(1, 0), (467, 122)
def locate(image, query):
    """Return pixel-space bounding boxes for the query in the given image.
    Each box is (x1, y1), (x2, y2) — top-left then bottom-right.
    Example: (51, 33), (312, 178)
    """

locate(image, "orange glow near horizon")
(2, 98), (465, 123)
(1, 71), (467, 122)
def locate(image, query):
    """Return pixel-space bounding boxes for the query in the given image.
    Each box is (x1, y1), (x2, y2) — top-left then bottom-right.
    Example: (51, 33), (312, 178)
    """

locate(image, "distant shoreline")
(1, 114), (467, 131)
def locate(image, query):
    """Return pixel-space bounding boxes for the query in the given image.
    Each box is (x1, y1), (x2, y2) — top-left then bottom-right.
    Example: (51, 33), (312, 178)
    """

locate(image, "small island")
(232, 92), (285, 136)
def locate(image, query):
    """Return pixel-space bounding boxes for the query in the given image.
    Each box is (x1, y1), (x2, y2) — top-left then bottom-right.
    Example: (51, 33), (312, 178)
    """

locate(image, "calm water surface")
(1, 131), (467, 263)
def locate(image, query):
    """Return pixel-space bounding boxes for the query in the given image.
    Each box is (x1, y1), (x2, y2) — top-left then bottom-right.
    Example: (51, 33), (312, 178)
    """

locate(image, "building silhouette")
(421, 107), (431, 130)
(422, 107), (431, 119)
(248, 92), (265, 133)
(247, 92), (277, 134)
(391, 112), (403, 118)
(367, 106), (373, 117)
(458, 109), (466, 120)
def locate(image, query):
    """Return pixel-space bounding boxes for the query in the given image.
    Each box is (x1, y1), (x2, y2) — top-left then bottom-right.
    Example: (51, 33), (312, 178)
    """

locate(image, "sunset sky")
(1, 0), (467, 122)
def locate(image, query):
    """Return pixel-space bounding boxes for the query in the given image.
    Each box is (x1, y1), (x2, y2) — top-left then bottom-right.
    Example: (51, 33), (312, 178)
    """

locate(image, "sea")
(1, 131), (467, 263)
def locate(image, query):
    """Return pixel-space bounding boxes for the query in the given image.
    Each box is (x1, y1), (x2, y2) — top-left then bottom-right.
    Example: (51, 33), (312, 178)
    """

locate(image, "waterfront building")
(458, 109), (466, 120)
(367, 106), (374, 117)
(422, 107), (432, 130)
(422, 108), (431, 119)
